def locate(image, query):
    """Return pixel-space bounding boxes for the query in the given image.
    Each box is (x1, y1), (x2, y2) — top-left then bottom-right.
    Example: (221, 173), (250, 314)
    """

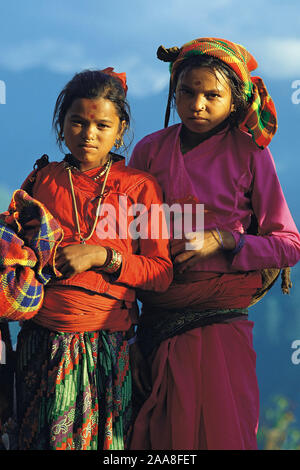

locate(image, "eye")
(97, 123), (110, 129)
(179, 87), (192, 95)
(207, 92), (220, 99)
(71, 119), (84, 126)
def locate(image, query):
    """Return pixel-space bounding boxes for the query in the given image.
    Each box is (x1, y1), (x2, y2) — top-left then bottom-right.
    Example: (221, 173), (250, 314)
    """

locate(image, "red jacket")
(22, 158), (173, 303)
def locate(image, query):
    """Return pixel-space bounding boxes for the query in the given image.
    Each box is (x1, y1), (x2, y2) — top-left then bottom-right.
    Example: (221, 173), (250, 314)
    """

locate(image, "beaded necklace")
(66, 157), (112, 244)
(92, 156), (112, 181)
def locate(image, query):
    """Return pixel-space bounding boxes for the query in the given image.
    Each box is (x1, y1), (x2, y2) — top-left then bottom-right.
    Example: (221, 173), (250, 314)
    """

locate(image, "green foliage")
(258, 395), (300, 450)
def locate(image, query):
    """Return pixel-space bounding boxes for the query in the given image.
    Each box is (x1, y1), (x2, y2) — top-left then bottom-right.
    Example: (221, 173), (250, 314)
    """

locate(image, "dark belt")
(137, 307), (248, 356)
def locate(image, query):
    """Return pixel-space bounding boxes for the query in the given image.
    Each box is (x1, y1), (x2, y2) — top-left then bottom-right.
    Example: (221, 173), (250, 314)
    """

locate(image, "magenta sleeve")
(231, 148), (300, 270)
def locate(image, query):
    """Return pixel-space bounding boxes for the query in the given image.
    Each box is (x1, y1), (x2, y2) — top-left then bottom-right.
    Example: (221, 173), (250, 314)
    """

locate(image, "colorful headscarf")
(101, 67), (128, 96)
(157, 37), (277, 149)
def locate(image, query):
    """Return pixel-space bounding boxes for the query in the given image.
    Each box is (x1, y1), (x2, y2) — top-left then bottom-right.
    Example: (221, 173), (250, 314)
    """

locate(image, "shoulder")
(133, 124), (180, 153)
(231, 128), (263, 152)
(116, 160), (160, 187)
(112, 160), (163, 200)
(129, 124), (180, 171)
(33, 160), (65, 183)
(37, 160), (62, 173)
(230, 128), (274, 166)
(21, 160), (62, 191)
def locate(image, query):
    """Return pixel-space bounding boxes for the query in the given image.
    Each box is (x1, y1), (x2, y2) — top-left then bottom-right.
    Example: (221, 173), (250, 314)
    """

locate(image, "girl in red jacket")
(14, 68), (172, 450)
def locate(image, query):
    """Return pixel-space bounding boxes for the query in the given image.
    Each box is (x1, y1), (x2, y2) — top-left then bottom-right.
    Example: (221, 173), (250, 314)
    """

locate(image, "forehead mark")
(179, 67), (228, 89)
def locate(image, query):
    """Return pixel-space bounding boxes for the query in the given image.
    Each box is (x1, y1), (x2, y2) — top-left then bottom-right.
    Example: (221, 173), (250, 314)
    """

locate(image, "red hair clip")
(101, 67), (128, 96)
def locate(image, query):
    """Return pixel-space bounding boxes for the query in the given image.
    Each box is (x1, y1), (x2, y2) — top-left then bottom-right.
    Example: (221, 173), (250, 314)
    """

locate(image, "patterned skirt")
(16, 322), (132, 450)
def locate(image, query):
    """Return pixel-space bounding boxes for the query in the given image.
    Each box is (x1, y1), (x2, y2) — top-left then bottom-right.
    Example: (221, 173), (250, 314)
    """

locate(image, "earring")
(115, 137), (124, 149)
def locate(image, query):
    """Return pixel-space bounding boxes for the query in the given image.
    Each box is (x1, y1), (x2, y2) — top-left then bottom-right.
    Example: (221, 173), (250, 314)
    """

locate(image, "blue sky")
(1, 0), (300, 92)
(1, 0), (300, 211)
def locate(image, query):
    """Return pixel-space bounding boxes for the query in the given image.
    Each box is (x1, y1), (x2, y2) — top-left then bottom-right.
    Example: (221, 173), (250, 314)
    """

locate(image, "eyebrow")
(69, 113), (114, 123)
(179, 83), (222, 93)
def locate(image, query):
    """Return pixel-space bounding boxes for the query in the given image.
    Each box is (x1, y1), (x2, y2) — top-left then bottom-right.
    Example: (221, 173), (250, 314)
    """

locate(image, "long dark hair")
(52, 70), (131, 152)
(162, 54), (249, 129)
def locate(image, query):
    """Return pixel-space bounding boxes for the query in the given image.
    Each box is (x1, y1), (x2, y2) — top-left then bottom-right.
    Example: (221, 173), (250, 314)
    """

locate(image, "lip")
(189, 116), (208, 121)
(79, 143), (98, 149)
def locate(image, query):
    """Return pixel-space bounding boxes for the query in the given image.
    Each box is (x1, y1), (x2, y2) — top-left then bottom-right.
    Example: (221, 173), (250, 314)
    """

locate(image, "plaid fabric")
(240, 76), (278, 150)
(169, 37), (277, 149)
(0, 190), (63, 321)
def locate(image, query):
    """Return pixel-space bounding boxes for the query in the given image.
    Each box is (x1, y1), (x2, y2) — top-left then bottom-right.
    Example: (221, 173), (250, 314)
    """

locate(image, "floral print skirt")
(16, 322), (132, 450)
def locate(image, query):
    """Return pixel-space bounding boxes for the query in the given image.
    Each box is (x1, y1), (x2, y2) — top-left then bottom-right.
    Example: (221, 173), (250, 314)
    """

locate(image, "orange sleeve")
(115, 176), (173, 292)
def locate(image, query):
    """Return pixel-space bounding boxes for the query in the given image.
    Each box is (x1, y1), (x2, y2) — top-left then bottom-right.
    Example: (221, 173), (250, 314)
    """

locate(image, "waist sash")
(137, 307), (248, 356)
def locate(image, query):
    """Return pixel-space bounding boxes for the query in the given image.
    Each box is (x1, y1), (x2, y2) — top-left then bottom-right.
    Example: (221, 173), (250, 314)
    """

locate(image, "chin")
(187, 124), (212, 135)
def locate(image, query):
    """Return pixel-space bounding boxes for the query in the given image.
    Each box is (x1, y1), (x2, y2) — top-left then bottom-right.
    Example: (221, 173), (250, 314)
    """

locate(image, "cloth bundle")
(0, 190), (63, 321)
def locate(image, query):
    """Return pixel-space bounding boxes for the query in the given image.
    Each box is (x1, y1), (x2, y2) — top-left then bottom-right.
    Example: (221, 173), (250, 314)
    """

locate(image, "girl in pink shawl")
(128, 38), (300, 450)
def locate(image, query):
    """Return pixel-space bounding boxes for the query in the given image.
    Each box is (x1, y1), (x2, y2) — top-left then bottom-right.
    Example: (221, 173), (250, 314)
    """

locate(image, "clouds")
(0, 39), (89, 73)
(0, 37), (170, 97)
(1, 1), (300, 97)
(255, 37), (300, 79)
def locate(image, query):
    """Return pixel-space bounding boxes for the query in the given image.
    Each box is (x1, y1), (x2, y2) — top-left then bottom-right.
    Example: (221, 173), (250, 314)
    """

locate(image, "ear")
(118, 120), (127, 139)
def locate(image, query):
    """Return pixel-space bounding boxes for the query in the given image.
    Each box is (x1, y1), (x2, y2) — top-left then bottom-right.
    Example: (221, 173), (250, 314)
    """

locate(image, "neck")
(64, 153), (111, 172)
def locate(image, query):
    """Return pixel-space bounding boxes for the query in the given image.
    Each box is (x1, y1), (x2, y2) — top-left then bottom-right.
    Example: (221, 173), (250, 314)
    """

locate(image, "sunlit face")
(63, 97), (125, 171)
(175, 67), (234, 136)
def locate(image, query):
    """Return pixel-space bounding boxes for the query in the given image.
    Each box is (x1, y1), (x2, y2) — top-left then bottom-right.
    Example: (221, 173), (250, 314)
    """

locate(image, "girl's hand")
(55, 244), (108, 278)
(171, 229), (235, 273)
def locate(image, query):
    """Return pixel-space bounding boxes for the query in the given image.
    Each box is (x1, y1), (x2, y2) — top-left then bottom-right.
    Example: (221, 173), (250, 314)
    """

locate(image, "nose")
(82, 123), (96, 140)
(191, 94), (206, 112)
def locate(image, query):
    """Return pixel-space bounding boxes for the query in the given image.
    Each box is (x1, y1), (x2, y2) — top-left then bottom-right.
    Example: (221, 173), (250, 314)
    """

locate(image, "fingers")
(173, 250), (195, 265)
(172, 235), (199, 272)
(184, 232), (204, 251)
(55, 261), (75, 278)
(170, 233), (203, 257)
(175, 253), (201, 273)
(55, 247), (76, 278)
